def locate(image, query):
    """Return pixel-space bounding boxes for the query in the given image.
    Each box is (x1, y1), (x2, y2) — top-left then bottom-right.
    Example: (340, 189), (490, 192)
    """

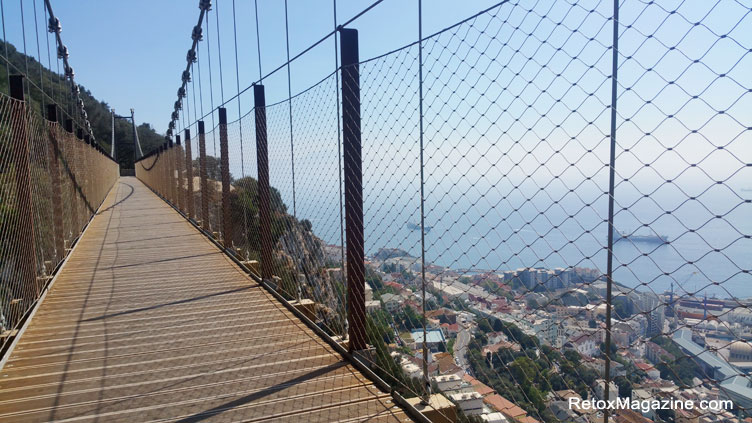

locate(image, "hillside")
(0, 40), (164, 169)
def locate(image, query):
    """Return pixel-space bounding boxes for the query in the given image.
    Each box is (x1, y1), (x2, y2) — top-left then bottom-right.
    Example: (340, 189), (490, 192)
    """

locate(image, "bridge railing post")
(168, 137), (176, 206)
(64, 118), (80, 238)
(175, 135), (184, 214)
(340, 29), (367, 352)
(159, 140), (172, 204)
(198, 121), (209, 231)
(163, 141), (169, 202)
(83, 133), (92, 210)
(255, 85), (273, 282)
(162, 143), (168, 200)
(9, 75), (40, 302)
(164, 143), (170, 201)
(219, 108), (233, 249)
(156, 144), (163, 197)
(157, 145), (163, 197)
(184, 128), (194, 220)
(45, 104), (65, 265)
(75, 126), (86, 226)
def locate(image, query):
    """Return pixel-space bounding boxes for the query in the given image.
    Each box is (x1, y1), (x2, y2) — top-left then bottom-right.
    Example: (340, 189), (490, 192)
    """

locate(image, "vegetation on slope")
(0, 40), (164, 168)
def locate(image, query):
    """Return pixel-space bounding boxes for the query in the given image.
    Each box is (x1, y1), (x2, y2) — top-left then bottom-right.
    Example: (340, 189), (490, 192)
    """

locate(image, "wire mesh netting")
(132, 0), (752, 422)
(1, 90), (119, 352)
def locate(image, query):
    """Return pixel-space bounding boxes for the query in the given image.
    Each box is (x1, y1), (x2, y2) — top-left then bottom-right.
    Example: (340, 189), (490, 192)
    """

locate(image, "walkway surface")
(0, 177), (412, 423)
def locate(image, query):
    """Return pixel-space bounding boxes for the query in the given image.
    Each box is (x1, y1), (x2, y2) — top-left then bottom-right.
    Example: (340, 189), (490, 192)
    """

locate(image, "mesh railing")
(0, 85), (119, 354)
(136, 0), (751, 421)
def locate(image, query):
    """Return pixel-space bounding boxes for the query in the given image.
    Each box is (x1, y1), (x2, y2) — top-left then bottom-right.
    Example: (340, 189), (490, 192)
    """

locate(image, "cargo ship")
(407, 222), (432, 232)
(613, 229), (669, 244)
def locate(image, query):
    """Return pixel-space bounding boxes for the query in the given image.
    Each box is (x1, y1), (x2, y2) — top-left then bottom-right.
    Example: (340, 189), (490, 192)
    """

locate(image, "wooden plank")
(0, 178), (415, 423)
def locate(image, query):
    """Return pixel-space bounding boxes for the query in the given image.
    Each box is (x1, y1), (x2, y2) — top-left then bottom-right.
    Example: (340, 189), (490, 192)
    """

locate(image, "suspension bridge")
(1, 0), (750, 423)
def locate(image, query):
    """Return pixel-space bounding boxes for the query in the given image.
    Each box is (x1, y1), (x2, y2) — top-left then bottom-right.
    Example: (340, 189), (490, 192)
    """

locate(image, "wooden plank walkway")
(0, 177), (413, 423)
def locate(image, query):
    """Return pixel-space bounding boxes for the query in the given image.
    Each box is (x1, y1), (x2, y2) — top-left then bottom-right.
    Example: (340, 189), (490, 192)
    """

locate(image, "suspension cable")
(197, 45), (204, 119)
(215, 0), (224, 103)
(254, 0), (262, 81)
(231, 0), (249, 259)
(332, 0), (347, 338)
(19, 0), (29, 97)
(205, 7), (216, 153)
(284, 0), (296, 218)
(32, 0), (44, 102)
(42, 0), (54, 105)
(182, 0), (385, 132)
(418, 0), (429, 404)
(44, 0), (97, 140)
(0, 0), (7, 89)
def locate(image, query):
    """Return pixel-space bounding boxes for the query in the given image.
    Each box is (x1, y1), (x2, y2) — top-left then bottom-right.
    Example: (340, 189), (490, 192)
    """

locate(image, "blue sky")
(1, 0), (499, 133)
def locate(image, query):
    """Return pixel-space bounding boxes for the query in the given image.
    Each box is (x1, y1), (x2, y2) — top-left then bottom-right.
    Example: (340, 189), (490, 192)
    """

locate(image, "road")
(454, 326), (472, 372)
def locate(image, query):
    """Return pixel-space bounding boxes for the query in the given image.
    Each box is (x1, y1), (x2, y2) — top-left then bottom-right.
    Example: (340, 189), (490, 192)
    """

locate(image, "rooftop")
(411, 329), (446, 344)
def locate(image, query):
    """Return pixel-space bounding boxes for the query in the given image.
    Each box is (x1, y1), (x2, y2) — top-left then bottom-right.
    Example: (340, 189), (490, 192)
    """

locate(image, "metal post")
(111, 109), (116, 161)
(219, 107), (233, 249)
(603, 0), (620, 421)
(131, 108), (142, 163)
(168, 137), (175, 205)
(175, 135), (184, 214)
(340, 29), (366, 352)
(84, 134), (92, 211)
(185, 128), (194, 219)
(255, 85), (273, 282)
(156, 145), (161, 195)
(46, 105), (65, 263)
(9, 75), (39, 297)
(64, 118), (80, 233)
(162, 143), (168, 199)
(76, 126), (87, 219)
(198, 121), (209, 231)
(156, 145), (162, 196)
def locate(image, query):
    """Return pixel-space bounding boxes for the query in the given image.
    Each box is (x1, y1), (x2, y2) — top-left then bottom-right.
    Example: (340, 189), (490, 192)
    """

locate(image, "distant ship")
(407, 222), (432, 232)
(613, 229), (669, 244)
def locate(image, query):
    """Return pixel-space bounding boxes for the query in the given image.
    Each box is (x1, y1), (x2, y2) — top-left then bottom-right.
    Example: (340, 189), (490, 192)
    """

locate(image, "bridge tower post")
(218, 108), (233, 249)
(46, 104), (65, 264)
(255, 85), (273, 282)
(340, 29), (367, 352)
(184, 129), (194, 220)
(9, 75), (40, 300)
(198, 121), (209, 231)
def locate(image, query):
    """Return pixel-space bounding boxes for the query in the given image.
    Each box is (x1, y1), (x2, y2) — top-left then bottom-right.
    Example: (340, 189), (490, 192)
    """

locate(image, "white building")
(533, 318), (559, 347)
(365, 283), (373, 302)
(402, 363), (423, 379)
(380, 293), (403, 312)
(481, 412), (509, 423)
(448, 392), (484, 416)
(432, 374), (462, 392)
(365, 300), (381, 313)
(593, 379), (619, 401)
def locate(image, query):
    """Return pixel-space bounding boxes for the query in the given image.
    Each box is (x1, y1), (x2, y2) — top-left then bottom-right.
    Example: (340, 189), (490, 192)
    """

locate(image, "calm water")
(286, 173), (752, 300)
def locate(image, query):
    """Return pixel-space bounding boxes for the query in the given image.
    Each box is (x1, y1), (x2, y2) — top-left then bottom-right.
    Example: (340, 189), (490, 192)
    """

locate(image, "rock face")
(274, 216), (345, 334)
(276, 219), (328, 283)
(225, 175), (344, 333)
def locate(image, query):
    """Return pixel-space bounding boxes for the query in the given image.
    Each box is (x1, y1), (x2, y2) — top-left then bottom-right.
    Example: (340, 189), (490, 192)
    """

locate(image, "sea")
(219, 90), (751, 301)
(253, 154), (752, 300)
